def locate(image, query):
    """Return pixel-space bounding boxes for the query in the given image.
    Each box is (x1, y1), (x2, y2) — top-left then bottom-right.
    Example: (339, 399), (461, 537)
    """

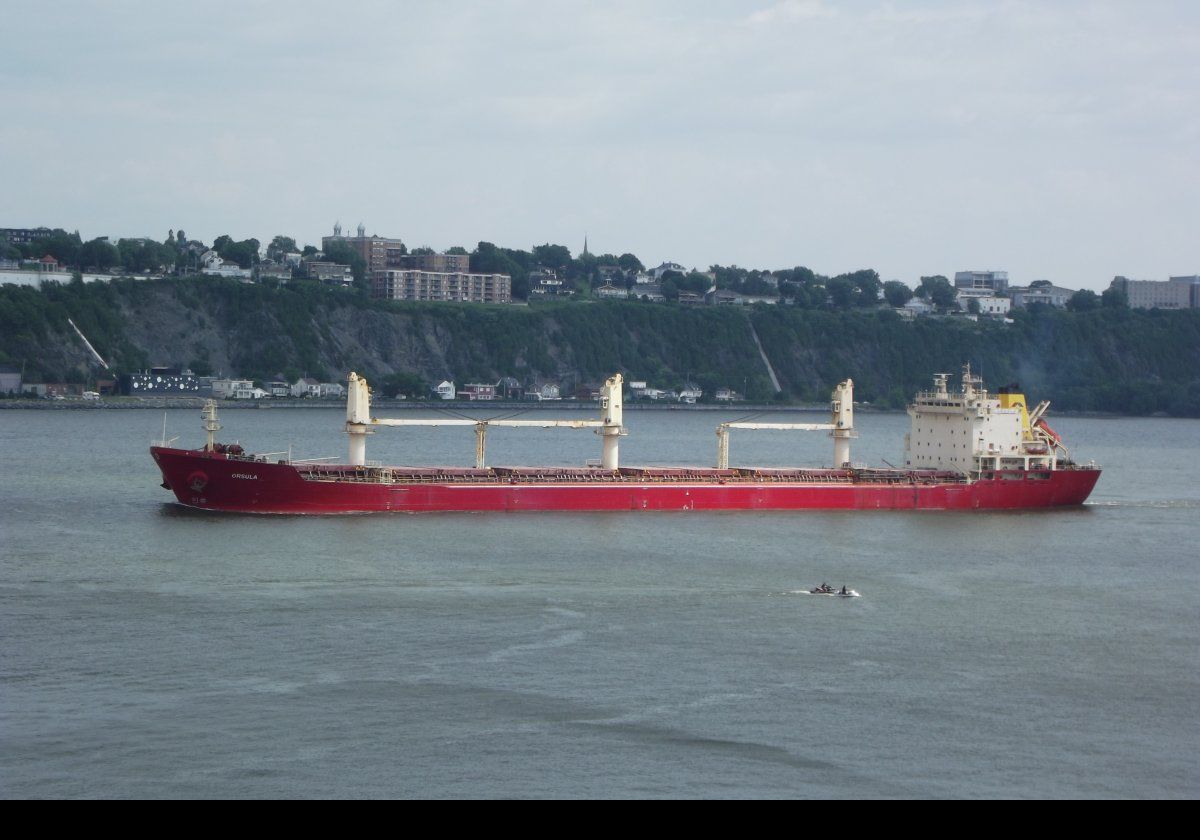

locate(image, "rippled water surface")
(2, 406), (1197, 798)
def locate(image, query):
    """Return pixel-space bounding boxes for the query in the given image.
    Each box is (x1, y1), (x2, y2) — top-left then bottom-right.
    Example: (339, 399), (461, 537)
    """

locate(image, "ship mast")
(202, 399), (221, 451)
(345, 372), (373, 465)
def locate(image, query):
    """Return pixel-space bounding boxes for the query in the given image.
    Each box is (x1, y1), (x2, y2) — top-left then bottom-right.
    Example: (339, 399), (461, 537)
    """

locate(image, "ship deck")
(288, 462), (975, 486)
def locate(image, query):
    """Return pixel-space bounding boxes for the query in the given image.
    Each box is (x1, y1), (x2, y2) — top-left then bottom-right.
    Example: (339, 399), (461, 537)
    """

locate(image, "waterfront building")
(199, 250), (252, 280)
(529, 269), (568, 298)
(651, 262), (688, 280)
(1009, 283), (1076, 309)
(393, 252), (470, 273)
(373, 270), (511, 304)
(121, 367), (200, 395)
(459, 383), (496, 401)
(0, 363), (21, 395)
(1110, 276), (1199, 309)
(321, 223), (406, 275)
(290, 377), (321, 398)
(955, 288), (1012, 316)
(594, 281), (628, 299)
(954, 270), (1010, 294)
(212, 379), (254, 399)
(305, 261), (353, 285)
(256, 261), (294, 281)
(0, 227), (54, 246)
(631, 283), (666, 302)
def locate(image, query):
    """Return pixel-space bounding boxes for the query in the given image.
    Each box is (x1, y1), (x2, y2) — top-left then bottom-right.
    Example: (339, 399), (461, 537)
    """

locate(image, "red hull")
(151, 447), (1101, 514)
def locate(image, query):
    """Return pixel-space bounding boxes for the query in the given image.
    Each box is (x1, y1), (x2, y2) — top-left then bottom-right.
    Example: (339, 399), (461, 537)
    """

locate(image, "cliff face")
(2, 277), (1199, 415)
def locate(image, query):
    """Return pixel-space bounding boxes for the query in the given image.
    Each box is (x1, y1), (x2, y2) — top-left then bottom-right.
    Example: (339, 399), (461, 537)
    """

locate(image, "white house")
(200, 250), (253, 280)
(594, 281), (628, 299)
(318, 382), (346, 399)
(434, 380), (456, 400)
(234, 386), (269, 400)
(212, 378), (253, 399)
(956, 289), (1011, 316)
(651, 261), (688, 280)
(524, 383), (561, 401)
(290, 377), (321, 398)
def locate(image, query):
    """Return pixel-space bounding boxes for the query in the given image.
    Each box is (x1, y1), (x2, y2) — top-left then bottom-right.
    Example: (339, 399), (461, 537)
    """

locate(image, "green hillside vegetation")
(2, 276), (1198, 416)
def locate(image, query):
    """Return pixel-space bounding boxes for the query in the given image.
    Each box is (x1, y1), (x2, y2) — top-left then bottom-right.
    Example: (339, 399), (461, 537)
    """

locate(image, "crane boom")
(344, 373), (624, 469)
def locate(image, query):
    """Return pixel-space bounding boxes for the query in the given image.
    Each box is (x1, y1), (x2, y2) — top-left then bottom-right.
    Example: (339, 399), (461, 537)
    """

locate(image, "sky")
(2, 0), (1196, 291)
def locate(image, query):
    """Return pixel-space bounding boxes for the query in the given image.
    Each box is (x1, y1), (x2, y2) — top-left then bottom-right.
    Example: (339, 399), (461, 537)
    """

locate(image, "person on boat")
(839, 585), (847, 595)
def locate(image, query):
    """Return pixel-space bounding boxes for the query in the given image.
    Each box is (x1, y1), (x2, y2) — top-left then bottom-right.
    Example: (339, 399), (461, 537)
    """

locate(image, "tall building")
(392, 252), (469, 273)
(1110, 276), (1199, 309)
(1, 227), (54, 246)
(321, 223), (406, 275)
(374, 270), (511, 304)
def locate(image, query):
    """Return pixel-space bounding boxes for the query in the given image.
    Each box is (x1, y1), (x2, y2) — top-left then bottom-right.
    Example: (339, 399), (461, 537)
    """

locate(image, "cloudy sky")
(3, 0), (1196, 290)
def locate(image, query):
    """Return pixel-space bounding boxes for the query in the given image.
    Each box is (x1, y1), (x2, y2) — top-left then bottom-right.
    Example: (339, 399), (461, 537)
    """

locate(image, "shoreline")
(0, 397), (1147, 418)
(0, 397), (835, 413)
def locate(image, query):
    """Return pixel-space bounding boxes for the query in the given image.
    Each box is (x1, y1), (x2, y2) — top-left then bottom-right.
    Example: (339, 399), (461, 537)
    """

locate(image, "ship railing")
(293, 461), (992, 486)
(294, 464), (886, 486)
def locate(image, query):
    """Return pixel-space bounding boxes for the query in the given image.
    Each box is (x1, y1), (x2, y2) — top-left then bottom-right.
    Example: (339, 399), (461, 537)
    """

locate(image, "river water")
(1, 405), (1197, 798)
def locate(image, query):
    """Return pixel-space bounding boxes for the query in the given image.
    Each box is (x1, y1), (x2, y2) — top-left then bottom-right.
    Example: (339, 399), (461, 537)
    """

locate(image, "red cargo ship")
(150, 368), (1100, 514)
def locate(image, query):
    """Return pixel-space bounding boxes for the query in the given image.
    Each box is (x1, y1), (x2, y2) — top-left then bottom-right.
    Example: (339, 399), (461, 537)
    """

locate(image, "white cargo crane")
(345, 372), (627, 469)
(716, 379), (856, 469)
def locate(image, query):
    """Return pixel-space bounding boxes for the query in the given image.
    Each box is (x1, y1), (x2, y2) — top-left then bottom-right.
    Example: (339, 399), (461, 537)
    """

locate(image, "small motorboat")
(807, 585), (860, 597)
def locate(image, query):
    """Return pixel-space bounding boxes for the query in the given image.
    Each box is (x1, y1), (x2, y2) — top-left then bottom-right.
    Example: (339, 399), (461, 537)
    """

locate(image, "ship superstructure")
(905, 365), (1069, 475)
(150, 368), (1100, 514)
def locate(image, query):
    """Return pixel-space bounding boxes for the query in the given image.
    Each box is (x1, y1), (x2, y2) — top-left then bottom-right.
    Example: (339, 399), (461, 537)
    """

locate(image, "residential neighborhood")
(4, 225), (1197, 317)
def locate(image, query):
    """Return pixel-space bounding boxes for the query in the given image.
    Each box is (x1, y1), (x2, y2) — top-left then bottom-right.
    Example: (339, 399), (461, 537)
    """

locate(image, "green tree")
(117, 238), (175, 273)
(24, 229), (82, 265)
(78, 238), (120, 270)
(883, 280), (914, 307)
(379, 371), (427, 398)
(827, 277), (855, 309)
(830, 269), (881, 307)
(1102, 285), (1127, 308)
(212, 235), (261, 269)
(678, 271), (712, 295)
(918, 275), (957, 309)
(266, 235), (298, 261)
(321, 240), (367, 286)
(618, 253), (644, 273)
(472, 242), (532, 298)
(533, 243), (572, 268)
(1067, 289), (1100, 312)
